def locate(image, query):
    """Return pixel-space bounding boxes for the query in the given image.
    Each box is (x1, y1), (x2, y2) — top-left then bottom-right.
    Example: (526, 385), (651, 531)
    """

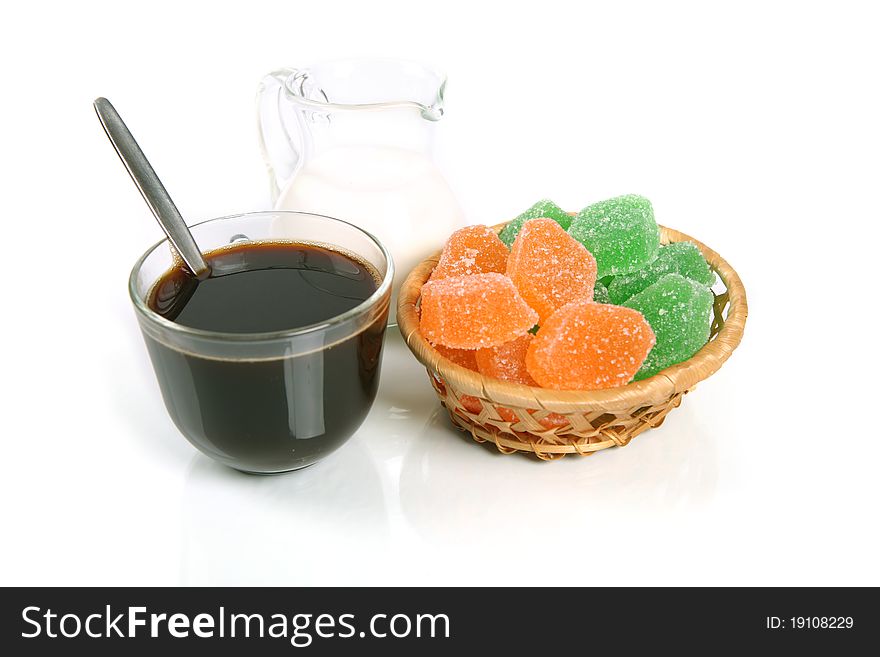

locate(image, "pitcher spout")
(257, 59), (447, 200)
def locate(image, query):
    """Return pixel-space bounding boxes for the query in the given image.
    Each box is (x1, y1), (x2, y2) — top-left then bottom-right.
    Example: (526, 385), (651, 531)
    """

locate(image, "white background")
(1, 0), (878, 586)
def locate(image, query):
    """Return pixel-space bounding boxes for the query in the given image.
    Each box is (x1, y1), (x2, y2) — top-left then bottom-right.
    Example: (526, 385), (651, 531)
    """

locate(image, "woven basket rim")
(397, 222), (747, 413)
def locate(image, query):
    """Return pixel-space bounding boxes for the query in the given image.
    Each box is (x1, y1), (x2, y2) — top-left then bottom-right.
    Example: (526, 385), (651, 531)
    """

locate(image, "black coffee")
(144, 241), (387, 473)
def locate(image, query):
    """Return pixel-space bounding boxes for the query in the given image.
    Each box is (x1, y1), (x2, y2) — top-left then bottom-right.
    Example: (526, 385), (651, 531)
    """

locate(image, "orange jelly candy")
(537, 412), (569, 429)
(420, 273), (539, 349)
(474, 335), (570, 426)
(525, 300), (655, 390)
(430, 225), (509, 281)
(506, 218), (598, 324)
(457, 397), (518, 424)
(475, 334), (537, 386)
(459, 400), (565, 429)
(458, 395), (484, 415)
(433, 344), (479, 371)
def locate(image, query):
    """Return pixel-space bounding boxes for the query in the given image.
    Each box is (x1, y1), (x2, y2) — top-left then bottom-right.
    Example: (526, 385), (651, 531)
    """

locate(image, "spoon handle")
(94, 97), (211, 279)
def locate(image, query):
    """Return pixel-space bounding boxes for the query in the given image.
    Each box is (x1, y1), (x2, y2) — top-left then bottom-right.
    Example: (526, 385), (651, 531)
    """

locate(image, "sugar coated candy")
(593, 279), (611, 304)
(476, 334), (537, 386)
(457, 397), (518, 425)
(458, 395), (484, 415)
(506, 218), (598, 323)
(430, 224), (509, 281)
(420, 273), (539, 349)
(498, 199), (573, 247)
(525, 300), (655, 390)
(623, 273), (714, 380)
(607, 242), (714, 304)
(567, 194), (660, 277)
(433, 344), (479, 371)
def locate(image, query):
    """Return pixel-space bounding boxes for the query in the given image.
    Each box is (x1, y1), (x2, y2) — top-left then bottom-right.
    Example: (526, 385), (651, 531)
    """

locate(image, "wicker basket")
(397, 223), (747, 460)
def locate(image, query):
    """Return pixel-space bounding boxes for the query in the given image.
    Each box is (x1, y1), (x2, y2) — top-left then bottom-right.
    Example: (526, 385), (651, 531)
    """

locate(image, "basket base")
(442, 391), (687, 461)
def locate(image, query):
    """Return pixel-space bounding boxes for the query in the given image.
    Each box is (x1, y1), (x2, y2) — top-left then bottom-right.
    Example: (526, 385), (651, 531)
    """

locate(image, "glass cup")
(129, 211), (393, 474)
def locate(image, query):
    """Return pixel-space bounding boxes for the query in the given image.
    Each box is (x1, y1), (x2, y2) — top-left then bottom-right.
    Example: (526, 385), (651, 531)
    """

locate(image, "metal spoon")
(93, 97), (211, 280)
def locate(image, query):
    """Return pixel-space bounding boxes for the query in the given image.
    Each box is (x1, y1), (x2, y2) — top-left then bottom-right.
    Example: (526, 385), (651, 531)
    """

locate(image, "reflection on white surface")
(178, 329), (721, 585)
(398, 402), (719, 547)
(181, 436), (388, 585)
(362, 331), (439, 462)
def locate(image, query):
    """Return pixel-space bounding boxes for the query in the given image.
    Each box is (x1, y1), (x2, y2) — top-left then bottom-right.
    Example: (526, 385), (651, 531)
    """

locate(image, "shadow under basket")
(397, 223), (748, 460)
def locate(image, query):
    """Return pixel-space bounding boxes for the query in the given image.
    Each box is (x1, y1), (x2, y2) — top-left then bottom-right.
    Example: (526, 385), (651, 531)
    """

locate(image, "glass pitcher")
(257, 59), (465, 317)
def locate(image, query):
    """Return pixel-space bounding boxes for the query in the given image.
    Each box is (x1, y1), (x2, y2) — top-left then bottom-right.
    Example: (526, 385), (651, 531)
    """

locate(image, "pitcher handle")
(256, 68), (307, 202)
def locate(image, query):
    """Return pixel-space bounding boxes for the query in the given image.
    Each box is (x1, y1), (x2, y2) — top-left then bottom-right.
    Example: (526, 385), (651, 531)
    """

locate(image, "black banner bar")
(1, 587), (874, 654)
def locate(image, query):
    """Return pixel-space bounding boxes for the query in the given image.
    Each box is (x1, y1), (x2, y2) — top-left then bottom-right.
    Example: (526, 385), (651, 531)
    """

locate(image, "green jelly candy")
(607, 242), (715, 304)
(498, 199), (572, 247)
(567, 194), (660, 277)
(623, 273), (713, 381)
(592, 279), (611, 304)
